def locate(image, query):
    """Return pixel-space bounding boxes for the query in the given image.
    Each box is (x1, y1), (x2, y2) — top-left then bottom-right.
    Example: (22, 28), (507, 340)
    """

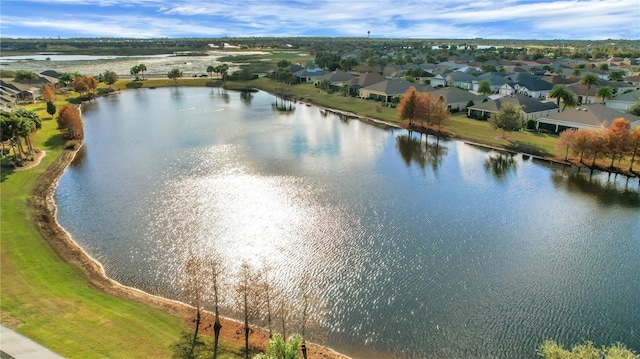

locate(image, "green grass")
(0, 104), (243, 358)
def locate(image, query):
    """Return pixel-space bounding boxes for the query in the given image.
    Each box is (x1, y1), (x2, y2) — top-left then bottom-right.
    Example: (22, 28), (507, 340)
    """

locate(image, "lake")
(54, 87), (640, 358)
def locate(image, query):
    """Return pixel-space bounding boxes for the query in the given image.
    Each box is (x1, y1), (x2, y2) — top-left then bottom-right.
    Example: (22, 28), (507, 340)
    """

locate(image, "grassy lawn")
(1, 104), (243, 359)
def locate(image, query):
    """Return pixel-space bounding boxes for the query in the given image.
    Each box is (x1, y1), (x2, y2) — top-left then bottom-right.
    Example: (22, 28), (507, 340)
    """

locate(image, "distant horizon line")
(1, 36), (638, 42)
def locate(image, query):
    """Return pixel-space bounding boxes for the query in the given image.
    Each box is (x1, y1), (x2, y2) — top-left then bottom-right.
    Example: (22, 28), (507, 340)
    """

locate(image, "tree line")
(557, 118), (640, 172)
(174, 254), (327, 359)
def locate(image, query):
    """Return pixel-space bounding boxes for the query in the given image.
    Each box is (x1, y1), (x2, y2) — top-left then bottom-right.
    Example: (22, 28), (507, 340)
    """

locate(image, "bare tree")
(207, 258), (224, 359)
(235, 261), (260, 359)
(181, 254), (207, 357)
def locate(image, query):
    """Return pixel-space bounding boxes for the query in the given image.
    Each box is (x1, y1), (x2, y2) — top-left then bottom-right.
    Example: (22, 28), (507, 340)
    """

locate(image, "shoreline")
(27, 132), (350, 358)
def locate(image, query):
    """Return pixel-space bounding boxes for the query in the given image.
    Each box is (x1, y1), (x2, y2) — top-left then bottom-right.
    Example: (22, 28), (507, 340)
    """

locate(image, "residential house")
(348, 71), (386, 96)
(0, 87), (18, 111)
(535, 103), (640, 133)
(625, 75), (640, 87)
(511, 74), (554, 99)
(431, 87), (487, 112)
(430, 74), (448, 88)
(472, 73), (508, 94)
(467, 94), (559, 121)
(359, 79), (433, 102)
(314, 70), (356, 91)
(446, 71), (477, 90)
(498, 83), (516, 96)
(606, 89), (640, 111)
(0, 80), (40, 104)
(293, 68), (327, 84)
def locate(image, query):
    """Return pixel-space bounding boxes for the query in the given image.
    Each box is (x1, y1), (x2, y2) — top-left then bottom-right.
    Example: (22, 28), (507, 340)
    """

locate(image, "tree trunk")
(610, 152), (616, 169)
(564, 145), (569, 161)
(213, 316), (221, 359)
(244, 291), (249, 359)
(191, 307), (201, 357)
(630, 144), (638, 172)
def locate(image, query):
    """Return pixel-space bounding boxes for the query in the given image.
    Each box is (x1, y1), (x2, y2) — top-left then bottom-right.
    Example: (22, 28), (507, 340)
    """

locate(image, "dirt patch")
(27, 146), (349, 359)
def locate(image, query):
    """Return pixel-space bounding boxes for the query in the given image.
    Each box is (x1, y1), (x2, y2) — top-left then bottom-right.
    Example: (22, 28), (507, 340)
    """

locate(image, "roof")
(447, 71), (477, 82)
(349, 71), (386, 87)
(317, 70), (356, 83)
(431, 87), (487, 104)
(514, 75), (554, 92)
(609, 89), (640, 103)
(542, 75), (578, 85)
(362, 79), (434, 96)
(476, 73), (509, 86)
(538, 103), (640, 128)
(40, 70), (61, 78)
(468, 94), (559, 114)
(293, 68), (327, 78)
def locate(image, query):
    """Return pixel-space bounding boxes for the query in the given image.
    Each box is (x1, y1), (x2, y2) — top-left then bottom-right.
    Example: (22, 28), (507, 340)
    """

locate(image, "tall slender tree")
(628, 127), (640, 172)
(397, 86), (420, 127)
(557, 128), (577, 161)
(595, 86), (614, 104)
(477, 80), (492, 96)
(579, 73), (600, 104)
(605, 118), (631, 168)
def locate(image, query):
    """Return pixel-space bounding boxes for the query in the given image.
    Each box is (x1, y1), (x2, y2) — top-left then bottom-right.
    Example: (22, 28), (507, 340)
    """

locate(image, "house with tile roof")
(348, 71), (386, 96)
(471, 73), (509, 94)
(512, 74), (554, 99)
(359, 79), (434, 103)
(606, 89), (640, 111)
(431, 87), (488, 112)
(293, 68), (327, 84)
(467, 94), (559, 121)
(535, 103), (640, 133)
(314, 70), (356, 88)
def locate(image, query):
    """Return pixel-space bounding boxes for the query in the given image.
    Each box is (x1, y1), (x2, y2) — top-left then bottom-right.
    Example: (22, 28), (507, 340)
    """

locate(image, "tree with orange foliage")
(628, 127), (640, 172)
(42, 83), (55, 102)
(397, 86), (420, 127)
(416, 92), (432, 127)
(605, 118), (631, 169)
(587, 129), (608, 167)
(431, 95), (450, 130)
(557, 128), (577, 161)
(571, 128), (591, 163)
(57, 104), (84, 140)
(72, 76), (97, 98)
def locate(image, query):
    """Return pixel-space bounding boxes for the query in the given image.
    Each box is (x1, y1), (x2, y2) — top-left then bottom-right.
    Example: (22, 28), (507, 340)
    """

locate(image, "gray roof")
(431, 87), (487, 104)
(538, 103), (640, 128)
(468, 94), (559, 114)
(609, 89), (640, 103)
(513, 74), (554, 92)
(349, 71), (386, 88)
(293, 68), (327, 78)
(317, 70), (356, 83)
(447, 71), (477, 82)
(363, 79), (434, 96)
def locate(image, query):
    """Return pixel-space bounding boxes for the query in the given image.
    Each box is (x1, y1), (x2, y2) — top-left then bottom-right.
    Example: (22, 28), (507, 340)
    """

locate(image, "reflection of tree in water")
(551, 171), (640, 208)
(209, 87), (230, 103)
(396, 132), (448, 171)
(272, 96), (295, 113)
(484, 153), (517, 180)
(69, 144), (87, 167)
(239, 90), (253, 105)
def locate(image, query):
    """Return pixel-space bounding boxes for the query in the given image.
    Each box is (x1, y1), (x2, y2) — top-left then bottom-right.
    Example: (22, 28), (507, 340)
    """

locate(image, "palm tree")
(130, 65), (140, 80)
(579, 73), (600, 104)
(207, 65), (215, 80)
(561, 92), (577, 110)
(137, 63), (147, 80)
(572, 68), (581, 77)
(595, 86), (614, 104)
(549, 85), (570, 108)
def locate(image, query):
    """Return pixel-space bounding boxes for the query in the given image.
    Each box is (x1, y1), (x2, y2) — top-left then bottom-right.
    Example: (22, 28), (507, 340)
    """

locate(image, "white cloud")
(2, 0), (638, 38)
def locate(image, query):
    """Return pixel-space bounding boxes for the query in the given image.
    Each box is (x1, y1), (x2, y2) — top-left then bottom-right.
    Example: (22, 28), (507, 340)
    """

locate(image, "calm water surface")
(55, 88), (640, 358)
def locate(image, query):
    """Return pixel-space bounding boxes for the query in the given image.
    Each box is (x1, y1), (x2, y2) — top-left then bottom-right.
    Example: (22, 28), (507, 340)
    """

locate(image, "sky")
(0, 0), (639, 40)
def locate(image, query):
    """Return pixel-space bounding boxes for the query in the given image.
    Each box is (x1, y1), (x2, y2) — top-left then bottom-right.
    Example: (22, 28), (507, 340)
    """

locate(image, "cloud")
(1, 0), (638, 39)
